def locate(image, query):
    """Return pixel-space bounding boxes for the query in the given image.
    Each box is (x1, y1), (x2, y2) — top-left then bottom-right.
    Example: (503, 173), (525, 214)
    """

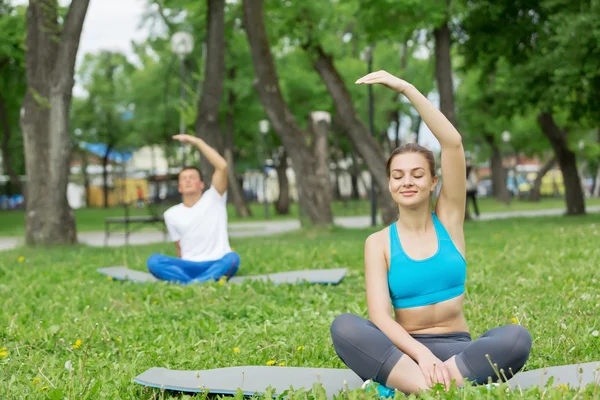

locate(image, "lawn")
(1, 215), (599, 399)
(2, 196), (600, 237)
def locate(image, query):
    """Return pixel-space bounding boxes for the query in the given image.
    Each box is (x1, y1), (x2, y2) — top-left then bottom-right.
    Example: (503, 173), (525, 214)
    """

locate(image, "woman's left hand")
(355, 70), (412, 94)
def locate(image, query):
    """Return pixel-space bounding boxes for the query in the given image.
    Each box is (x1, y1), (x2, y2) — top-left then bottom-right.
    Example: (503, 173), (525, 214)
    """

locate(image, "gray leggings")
(330, 313), (532, 386)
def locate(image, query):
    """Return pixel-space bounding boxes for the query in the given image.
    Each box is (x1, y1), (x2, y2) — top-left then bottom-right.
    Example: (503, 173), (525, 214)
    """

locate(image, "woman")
(330, 71), (532, 396)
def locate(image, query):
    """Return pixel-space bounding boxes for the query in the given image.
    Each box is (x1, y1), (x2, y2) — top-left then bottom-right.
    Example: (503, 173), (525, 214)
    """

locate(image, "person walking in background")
(466, 163), (480, 218)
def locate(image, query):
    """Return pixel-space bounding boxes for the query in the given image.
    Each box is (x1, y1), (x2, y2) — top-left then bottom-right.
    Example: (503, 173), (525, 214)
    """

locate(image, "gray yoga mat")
(134, 366), (363, 398)
(506, 361), (599, 390)
(134, 362), (599, 397)
(97, 266), (347, 285)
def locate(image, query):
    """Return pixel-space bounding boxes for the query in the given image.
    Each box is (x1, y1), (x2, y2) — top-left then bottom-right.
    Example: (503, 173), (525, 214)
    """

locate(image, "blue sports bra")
(388, 212), (466, 309)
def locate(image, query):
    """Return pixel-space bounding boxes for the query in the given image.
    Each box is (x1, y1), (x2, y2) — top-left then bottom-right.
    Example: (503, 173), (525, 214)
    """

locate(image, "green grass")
(1, 214), (599, 399)
(2, 197), (600, 238)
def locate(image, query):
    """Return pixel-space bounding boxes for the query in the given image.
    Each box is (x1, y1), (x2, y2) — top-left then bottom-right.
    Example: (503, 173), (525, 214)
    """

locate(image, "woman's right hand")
(415, 349), (451, 390)
(355, 70), (413, 94)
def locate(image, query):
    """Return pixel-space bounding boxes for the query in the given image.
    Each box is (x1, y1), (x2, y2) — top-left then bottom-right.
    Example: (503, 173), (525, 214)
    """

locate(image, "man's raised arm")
(173, 134), (228, 195)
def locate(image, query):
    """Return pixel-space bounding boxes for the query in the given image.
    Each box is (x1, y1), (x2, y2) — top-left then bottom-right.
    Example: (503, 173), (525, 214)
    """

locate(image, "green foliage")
(0, 3), (27, 176)
(1, 215), (600, 397)
(72, 51), (138, 154)
(459, 0), (600, 128)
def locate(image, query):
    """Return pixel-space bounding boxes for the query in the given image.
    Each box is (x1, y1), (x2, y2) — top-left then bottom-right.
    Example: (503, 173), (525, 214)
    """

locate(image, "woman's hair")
(386, 143), (436, 178)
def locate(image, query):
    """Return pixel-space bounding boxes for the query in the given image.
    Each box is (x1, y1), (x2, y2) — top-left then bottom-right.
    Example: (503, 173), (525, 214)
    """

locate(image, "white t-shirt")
(163, 187), (232, 262)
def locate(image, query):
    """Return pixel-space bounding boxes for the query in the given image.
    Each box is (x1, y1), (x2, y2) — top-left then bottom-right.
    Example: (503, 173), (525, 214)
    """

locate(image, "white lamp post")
(259, 119), (270, 219)
(170, 32), (194, 166)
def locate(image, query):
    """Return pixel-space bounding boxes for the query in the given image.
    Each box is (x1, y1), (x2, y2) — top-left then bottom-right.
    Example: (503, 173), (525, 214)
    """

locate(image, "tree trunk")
(528, 156), (556, 202)
(310, 111), (333, 212)
(0, 94), (22, 195)
(102, 145), (112, 207)
(537, 112), (585, 215)
(80, 149), (90, 207)
(308, 44), (397, 225)
(434, 17), (470, 221)
(195, 0), (226, 186)
(20, 0), (90, 245)
(332, 127), (343, 201)
(483, 133), (510, 203)
(350, 151), (360, 200)
(275, 148), (290, 215)
(242, 0), (333, 226)
(433, 22), (456, 128)
(592, 166), (600, 197)
(224, 66), (252, 218)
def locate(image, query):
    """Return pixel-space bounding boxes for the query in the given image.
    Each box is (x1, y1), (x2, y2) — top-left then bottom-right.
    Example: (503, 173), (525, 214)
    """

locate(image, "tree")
(242, 0), (333, 226)
(73, 51), (136, 207)
(20, 0), (90, 245)
(195, 0), (225, 184)
(459, 0), (591, 215)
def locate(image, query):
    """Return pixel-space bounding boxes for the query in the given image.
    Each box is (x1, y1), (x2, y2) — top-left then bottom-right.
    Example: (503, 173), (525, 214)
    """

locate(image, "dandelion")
(72, 339), (82, 349)
(557, 384), (569, 392)
(266, 360), (276, 366)
(592, 331), (599, 337)
(233, 347), (240, 353)
(511, 317), (519, 325)
(18, 256), (24, 263)
(107, 276), (113, 281)
(116, 337), (122, 343)
(32, 377), (40, 385)
(153, 300), (158, 305)
(41, 386), (49, 391)
(278, 362), (285, 366)
(296, 346), (304, 351)
(0, 348), (7, 358)
(218, 276), (227, 286)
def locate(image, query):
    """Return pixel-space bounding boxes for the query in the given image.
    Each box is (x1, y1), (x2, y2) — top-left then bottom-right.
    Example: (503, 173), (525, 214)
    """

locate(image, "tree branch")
(154, 0), (176, 34)
(54, 0), (91, 90)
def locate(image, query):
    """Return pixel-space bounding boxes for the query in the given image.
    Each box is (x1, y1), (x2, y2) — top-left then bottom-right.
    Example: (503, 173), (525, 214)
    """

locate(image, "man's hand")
(173, 133), (228, 195)
(172, 134), (199, 145)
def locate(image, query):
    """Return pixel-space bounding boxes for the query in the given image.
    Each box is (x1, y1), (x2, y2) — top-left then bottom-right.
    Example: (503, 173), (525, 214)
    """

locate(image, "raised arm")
(356, 71), (466, 227)
(172, 134), (228, 195)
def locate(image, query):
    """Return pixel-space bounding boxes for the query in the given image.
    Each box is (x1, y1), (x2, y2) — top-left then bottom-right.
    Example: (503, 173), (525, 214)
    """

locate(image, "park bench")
(104, 200), (169, 246)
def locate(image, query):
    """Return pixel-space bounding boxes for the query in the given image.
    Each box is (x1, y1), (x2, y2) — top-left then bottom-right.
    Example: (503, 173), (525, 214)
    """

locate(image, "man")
(146, 134), (241, 284)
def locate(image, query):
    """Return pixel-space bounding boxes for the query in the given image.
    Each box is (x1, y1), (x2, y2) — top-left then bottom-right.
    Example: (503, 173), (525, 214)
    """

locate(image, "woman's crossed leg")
(330, 313), (532, 394)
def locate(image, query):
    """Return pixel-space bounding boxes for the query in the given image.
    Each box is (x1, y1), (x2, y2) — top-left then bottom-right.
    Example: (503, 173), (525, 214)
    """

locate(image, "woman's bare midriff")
(393, 294), (469, 335)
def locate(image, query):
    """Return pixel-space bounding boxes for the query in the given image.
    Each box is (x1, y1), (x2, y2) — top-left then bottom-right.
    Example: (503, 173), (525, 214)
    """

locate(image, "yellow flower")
(116, 337), (122, 343)
(18, 256), (24, 263)
(557, 384), (569, 392)
(296, 346), (304, 351)
(278, 362), (285, 366)
(107, 276), (113, 281)
(266, 360), (276, 366)
(72, 339), (82, 349)
(32, 377), (40, 385)
(152, 300), (158, 305)
(41, 386), (49, 391)
(218, 276), (227, 286)
(233, 347), (240, 353)
(511, 317), (519, 324)
(0, 351), (7, 358)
